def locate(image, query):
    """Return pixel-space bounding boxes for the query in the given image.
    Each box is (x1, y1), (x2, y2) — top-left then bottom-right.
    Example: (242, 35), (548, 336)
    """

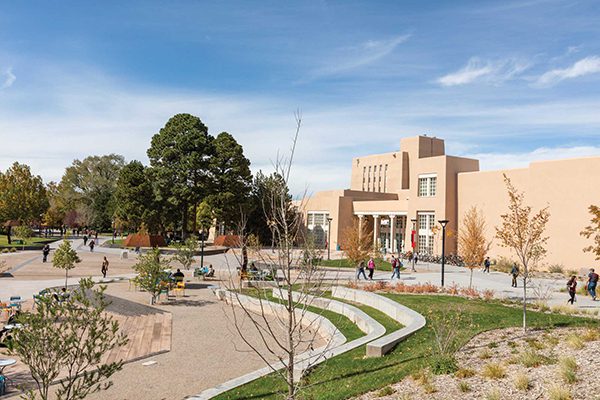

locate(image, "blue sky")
(1, 0), (600, 194)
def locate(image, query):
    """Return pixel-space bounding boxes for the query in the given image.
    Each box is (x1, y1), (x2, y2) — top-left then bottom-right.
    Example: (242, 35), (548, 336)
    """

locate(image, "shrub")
(543, 334), (560, 347)
(485, 388), (502, 400)
(430, 354), (458, 375)
(551, 304), (575, 315)
(565, 269), (578, 278)
(458, 381), (470, 393)
(548, 264), (565, 274)
(1, 248), (9, 253)
(518, 349), (552, 368)
(534, 300), (550, 312)
(411, 369), (432, 386)
(460, 286), (480, 298)
(507, 340), (518, 348)
(422, 382), (437, 394)
(446, 282), (460, 295)
(455, 367), (475, 378)
(479, 348), (492, 359)
(482, 289), (495, 300)
(376, 386), (395, 397)
(581, 328), (600, 342)
(482, 362), (506, 379)
(525, 338), (545, 350)
(514, 372), (530, 391)
(488, 341), (499, 349)
(559, 357), (578, 384)
(548, 385), (572, 400)
(493, 256), (516, 273)
(566, 334), (584, 350)
(10, 247), (16, 253)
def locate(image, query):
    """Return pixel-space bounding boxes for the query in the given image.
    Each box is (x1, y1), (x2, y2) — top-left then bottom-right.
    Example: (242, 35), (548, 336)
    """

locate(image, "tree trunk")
(181, 205), (188, 240)
(469, 268), (473, 288)
(65, 269), (69, 289)
(192, 203), (198, 234)
(522, 274), (527, 332)
(287, 284), (295, 400)
(7, 225), (11, 245)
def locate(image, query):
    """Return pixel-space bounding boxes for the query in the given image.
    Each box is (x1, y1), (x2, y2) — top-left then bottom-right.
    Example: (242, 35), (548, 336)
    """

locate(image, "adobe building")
(301, 135), (600, 270)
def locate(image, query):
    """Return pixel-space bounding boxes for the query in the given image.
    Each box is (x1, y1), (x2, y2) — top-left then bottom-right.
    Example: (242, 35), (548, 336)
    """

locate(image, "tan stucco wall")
(458, 157), (600, 270)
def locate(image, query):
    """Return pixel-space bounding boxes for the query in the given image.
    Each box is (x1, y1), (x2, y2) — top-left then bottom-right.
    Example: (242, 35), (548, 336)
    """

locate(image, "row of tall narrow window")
(362, 164), (388, 192)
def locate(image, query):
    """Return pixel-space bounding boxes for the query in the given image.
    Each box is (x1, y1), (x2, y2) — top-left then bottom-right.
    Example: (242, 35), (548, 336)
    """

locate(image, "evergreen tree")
(113, 160), (155, 232)
(207, 132), (252, 232)
(147, 114), (214, 238)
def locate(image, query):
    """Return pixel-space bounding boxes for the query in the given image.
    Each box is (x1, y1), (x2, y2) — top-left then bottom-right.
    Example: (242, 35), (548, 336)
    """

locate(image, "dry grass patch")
(455, 367), (475, 378)
(581, 328), (600, 342)
(548, 385), (573, 400)
(558, 356), (578, 384)
(458, 381), (470, 393)
(478, 348), (493, 359)
(375, 386), (394, 397)
(514, 372), (530, 391)
(566, 334), (584, 350)
(518, 349), (553, 368)
(485, 387), (502, 400)
(482, 362), (506, 379)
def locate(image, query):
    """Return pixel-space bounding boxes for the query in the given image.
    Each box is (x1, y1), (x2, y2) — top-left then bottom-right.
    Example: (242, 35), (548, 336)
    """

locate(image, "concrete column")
(358, 215), (364, 240)
(390, 215), (396, 254)
(372, 215), (380, 249)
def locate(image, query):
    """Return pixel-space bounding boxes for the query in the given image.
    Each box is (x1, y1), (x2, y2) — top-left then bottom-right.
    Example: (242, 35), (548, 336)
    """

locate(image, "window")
(417, 212), (435, 255)
(429, 177), (437, 196)
(362, 167), (366, 191)
(307, 212), (330, 248)
(384, 164), (388, 192)
(418, 174), (437, 197)
(368, 166), (371, 191)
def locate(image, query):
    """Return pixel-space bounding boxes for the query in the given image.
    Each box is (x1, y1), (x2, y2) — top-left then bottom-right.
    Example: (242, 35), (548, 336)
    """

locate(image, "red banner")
(411, 230), (416, 249)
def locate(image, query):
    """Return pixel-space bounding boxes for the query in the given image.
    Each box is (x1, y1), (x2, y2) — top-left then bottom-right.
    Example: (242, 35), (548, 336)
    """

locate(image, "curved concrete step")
(189, 289), (345, 400)
(271, 289), (386, 370)
(331, 286), (426, 357)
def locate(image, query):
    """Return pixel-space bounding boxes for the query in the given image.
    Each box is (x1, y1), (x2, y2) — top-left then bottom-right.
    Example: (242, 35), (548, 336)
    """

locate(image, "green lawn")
(0, 235), (53, 248)
(320, 258), (400, 271)
(214, 293), (593, 400)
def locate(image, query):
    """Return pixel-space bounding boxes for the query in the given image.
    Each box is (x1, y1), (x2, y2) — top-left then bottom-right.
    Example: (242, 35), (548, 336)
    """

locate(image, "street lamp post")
(326, 217), (333, 260)
(438, 219), (449, 287)
(200, 230), (206, 269)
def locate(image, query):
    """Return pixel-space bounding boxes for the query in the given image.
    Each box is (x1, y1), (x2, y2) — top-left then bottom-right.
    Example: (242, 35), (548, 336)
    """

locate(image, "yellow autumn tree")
(340, 219), (373, 267)
(581, 205), (600, 261)
(458, 206), (491, 288)
(495, 174), (550, 332)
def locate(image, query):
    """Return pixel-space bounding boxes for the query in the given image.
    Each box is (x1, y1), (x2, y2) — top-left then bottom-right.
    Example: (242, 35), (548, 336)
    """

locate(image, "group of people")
(566, 268), (600, 305)
(356, 255), (407, 281)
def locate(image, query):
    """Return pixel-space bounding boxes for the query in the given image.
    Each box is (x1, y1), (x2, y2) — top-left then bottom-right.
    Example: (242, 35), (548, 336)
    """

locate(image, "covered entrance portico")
(355, 212), (408, 254)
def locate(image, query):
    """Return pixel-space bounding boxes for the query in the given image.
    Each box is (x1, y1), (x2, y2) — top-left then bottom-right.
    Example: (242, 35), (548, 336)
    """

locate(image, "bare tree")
(340, 219), (372, 268)
(495, 174), (550, 331)
(458, 206), (491, 288)
(224, 113), (338, 400)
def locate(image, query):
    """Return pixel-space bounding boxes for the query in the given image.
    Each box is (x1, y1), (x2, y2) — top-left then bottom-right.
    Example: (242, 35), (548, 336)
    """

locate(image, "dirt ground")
(356, 326), (600, 400)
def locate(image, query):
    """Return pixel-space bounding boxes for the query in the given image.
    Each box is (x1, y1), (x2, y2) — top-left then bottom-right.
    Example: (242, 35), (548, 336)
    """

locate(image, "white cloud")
(306, 34), (411, 80)
(1, 67), (16, 89)
(466, 145), (600, 171)
(437, 57), (530, 86)
(535, 56), (600, 87)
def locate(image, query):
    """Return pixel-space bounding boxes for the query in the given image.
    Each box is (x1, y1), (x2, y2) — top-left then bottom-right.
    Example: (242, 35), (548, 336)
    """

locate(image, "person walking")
(367, 257), (375, 280)
(83, 234), (88, 246)
(356, 261), (368, 280)
(101, 256), (109, 278)
(390, 256), (401, 279)
(42, 244), (50, 263)
(510, 263), (519, 288)
(89, 240), (95, 252)
(483, 257), (491, 273)
(567, 275), (577, 304)
(587, 268), (599, 301)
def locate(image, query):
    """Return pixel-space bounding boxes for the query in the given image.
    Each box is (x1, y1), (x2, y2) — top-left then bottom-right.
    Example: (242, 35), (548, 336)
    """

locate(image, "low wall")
(271, 289), (386, 361)
(331, 286), (426, 357)
(193, 289), (345, 399)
